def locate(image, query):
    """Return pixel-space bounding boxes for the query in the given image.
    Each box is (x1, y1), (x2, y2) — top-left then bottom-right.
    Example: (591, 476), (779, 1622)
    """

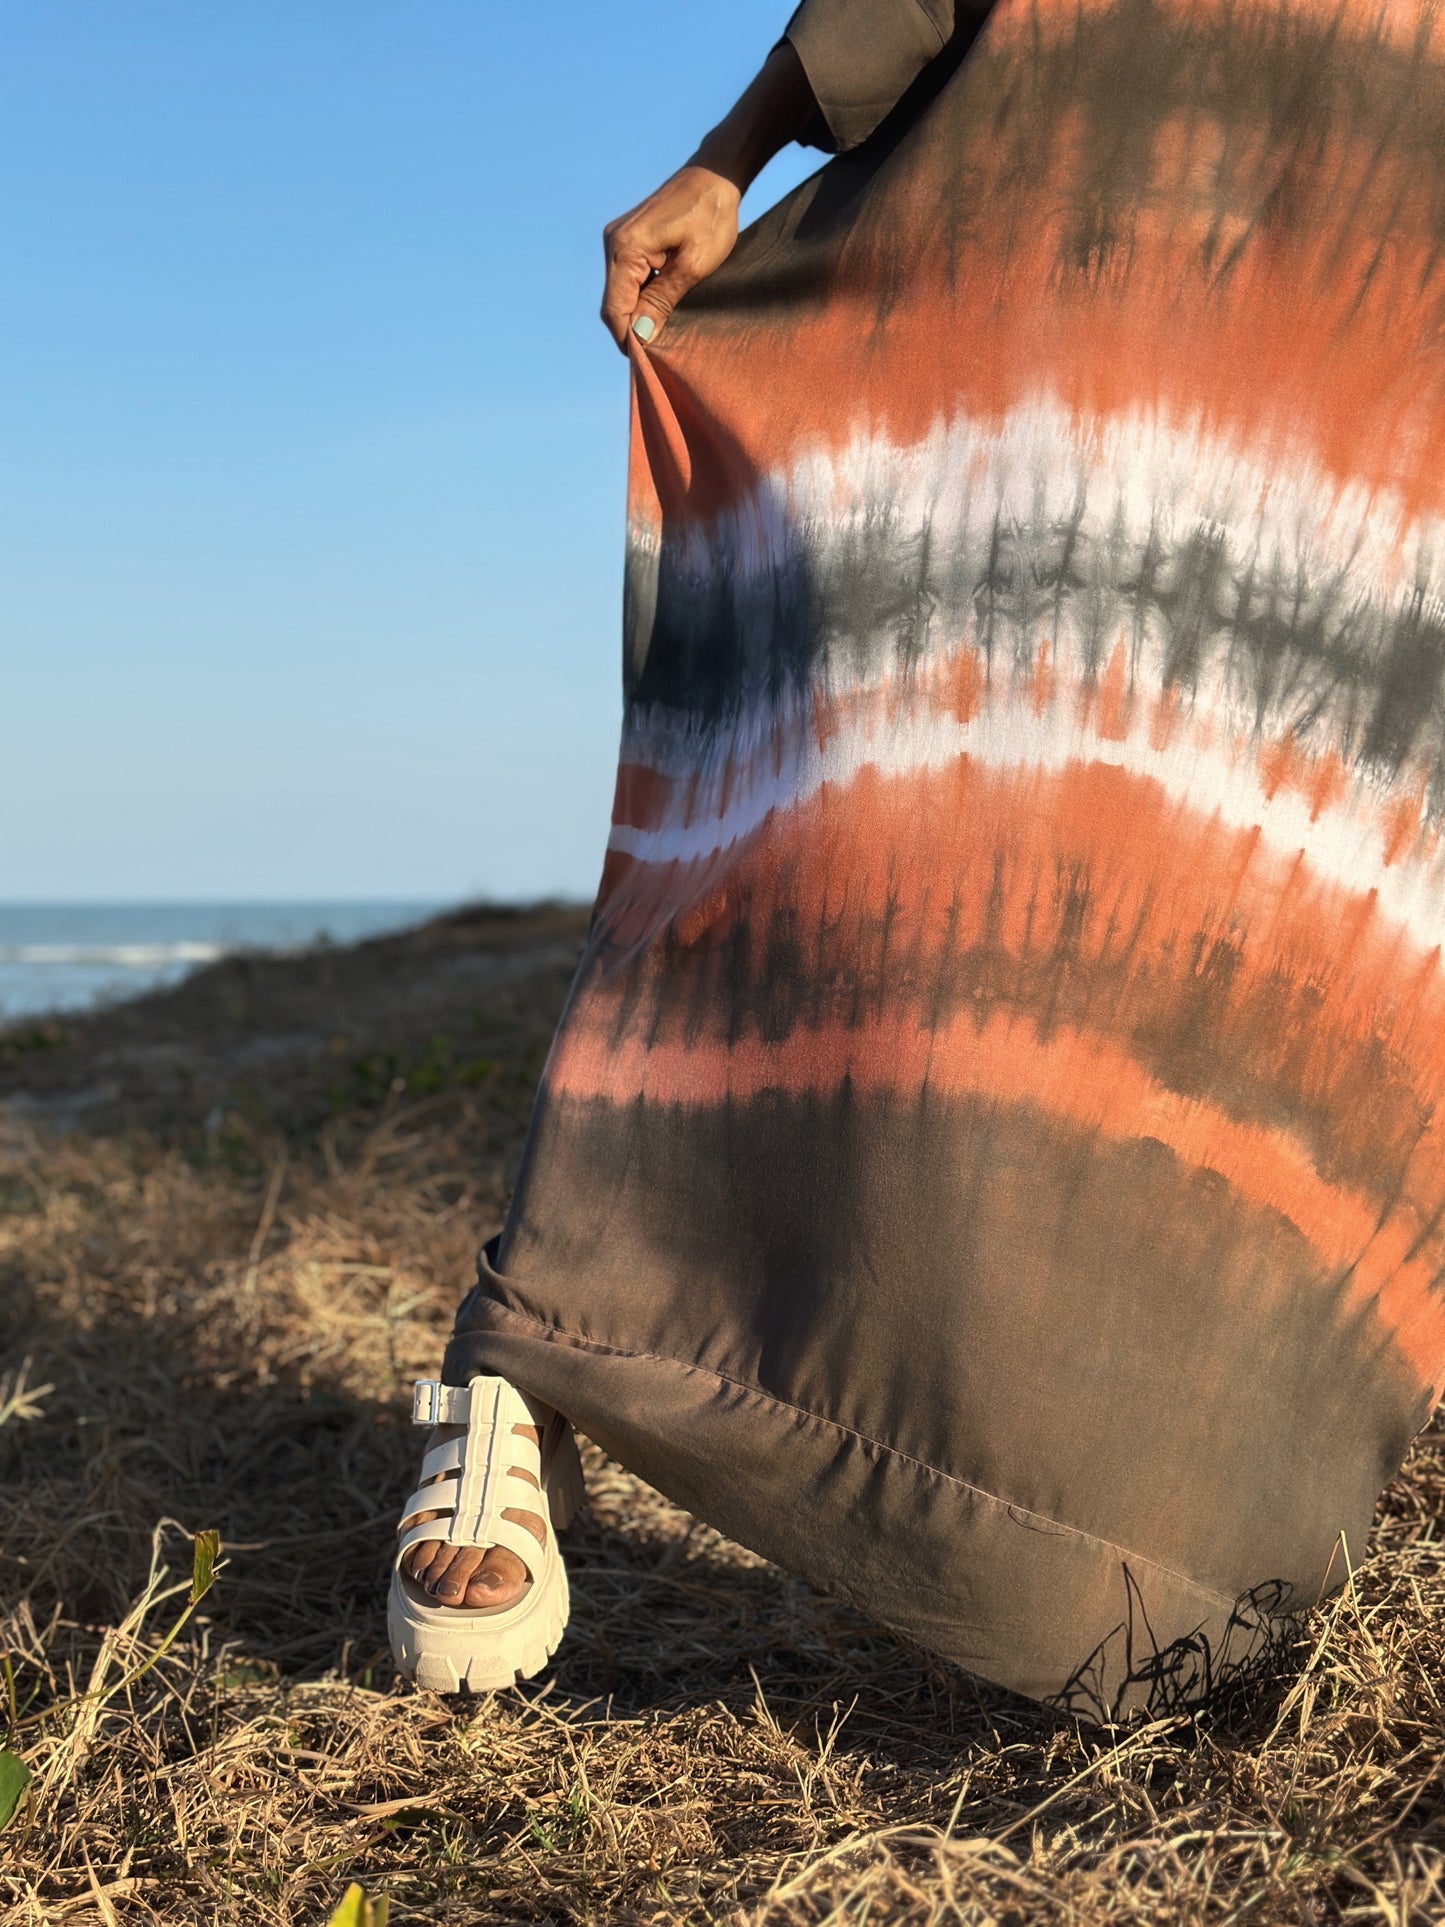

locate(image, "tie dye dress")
(446, 0), (1445, 1715)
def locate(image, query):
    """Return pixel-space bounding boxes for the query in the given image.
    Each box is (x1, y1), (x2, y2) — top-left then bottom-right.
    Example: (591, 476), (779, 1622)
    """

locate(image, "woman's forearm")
(599, 42), (819, 349)
(688, 43), (817, 196)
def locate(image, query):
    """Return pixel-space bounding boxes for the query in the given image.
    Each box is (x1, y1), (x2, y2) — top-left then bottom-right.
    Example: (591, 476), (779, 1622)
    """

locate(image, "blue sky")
(3, 3), (817, 903)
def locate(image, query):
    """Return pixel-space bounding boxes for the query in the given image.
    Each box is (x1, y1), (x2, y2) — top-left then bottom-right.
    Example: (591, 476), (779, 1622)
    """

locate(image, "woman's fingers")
(626, 257), (691, 347)
(627, 244), (713, 346)
(600, 219), (665, 349)
(600, 167), (741, 351)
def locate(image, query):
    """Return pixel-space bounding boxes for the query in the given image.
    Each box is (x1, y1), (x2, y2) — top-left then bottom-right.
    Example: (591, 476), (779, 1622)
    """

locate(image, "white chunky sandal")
(388, 1375), (585, 1693)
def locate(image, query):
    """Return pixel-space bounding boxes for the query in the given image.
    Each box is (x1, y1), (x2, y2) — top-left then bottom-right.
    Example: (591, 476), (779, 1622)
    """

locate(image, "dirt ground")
(1, 902), (1443, 1924)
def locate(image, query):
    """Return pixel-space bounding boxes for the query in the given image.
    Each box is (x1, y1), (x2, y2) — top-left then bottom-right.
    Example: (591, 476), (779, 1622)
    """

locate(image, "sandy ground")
(1, 902), (1443, 1924)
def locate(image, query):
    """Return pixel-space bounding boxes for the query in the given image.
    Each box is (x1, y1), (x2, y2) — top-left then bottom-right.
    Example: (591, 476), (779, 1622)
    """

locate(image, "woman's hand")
(599, 41), (815, 352)
(600, 167), (741, 351)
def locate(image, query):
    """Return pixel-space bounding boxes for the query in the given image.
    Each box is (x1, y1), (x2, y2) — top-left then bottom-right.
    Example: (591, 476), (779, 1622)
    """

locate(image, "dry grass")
(1, 903), (1443, 1924)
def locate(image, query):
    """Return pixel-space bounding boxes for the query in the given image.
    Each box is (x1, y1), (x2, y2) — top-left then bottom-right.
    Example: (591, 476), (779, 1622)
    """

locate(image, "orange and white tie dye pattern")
(448, 0), (1445, 1715)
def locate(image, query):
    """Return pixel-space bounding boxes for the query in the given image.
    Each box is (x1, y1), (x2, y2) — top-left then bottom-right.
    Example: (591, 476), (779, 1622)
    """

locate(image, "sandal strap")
(397, 1514), (454, 1559)
(412, 1380), (475, 1427)
(398, 1375), (549, 1575)
(418, 1435), (466, 1485)
(397, 1460), (540, 1534)
(412, 1377), (553, 1431)
(485, 1514), (548, 1570)
(452, 1378), (512, 1544)
(399, 1474), (460, 1530)
(394, 1511), (543, 1578)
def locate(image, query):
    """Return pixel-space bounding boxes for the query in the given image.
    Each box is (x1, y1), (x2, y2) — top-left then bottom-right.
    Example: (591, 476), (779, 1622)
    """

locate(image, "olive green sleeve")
(781, 0), (959, 152)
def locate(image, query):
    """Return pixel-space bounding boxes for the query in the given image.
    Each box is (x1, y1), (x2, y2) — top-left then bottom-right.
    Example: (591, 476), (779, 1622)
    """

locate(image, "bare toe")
(403, 1538), (442, 1586)
(428, 1544), (487, 1603)
(462, 1546), (529, 1608)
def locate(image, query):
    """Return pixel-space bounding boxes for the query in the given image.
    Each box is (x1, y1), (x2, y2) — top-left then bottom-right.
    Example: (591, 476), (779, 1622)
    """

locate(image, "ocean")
(0, 902), (447, 1023)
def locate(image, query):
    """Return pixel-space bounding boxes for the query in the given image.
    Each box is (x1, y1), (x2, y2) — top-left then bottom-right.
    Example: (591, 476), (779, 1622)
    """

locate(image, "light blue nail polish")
(633, 315), (656, 344)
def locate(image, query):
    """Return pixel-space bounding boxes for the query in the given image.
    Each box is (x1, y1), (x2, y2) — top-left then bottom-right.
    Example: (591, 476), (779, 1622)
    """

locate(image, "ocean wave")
(0, 943), (227, 968)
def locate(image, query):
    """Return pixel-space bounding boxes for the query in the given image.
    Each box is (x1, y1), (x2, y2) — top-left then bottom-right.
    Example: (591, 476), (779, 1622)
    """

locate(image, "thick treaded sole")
(388, 1548), (570, 1693)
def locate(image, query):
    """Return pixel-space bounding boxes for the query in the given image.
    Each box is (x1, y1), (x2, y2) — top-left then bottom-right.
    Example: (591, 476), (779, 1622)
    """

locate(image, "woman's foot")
(398, 1415), (549, 1609)
(391, 1377), (582, 1690)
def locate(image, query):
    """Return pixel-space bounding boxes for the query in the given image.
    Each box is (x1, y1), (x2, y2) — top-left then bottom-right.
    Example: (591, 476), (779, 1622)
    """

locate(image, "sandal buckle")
(413, 1380), (474, 1427)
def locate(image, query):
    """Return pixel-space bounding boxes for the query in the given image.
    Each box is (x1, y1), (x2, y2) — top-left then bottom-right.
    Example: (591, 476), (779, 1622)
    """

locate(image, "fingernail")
(632, 315), (656, 343)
